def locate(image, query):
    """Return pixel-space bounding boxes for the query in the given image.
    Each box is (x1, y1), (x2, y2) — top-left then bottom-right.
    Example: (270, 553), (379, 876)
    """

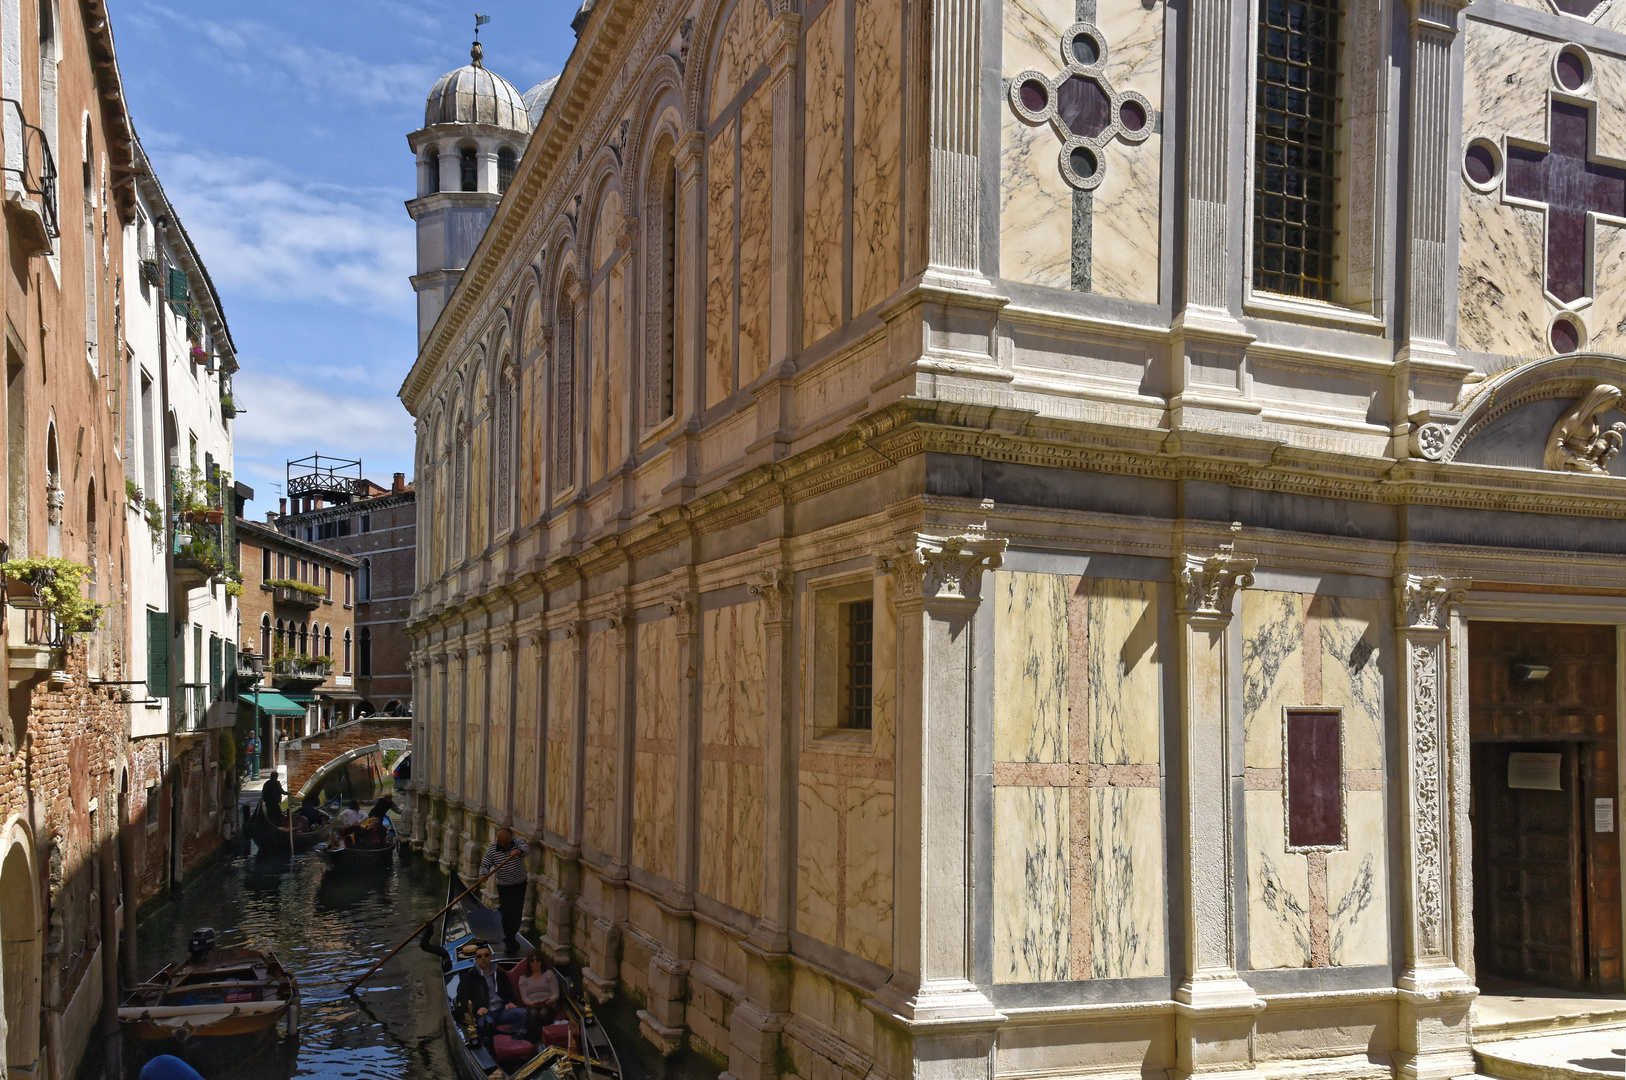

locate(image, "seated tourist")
(454, 945), (529, 1038)
(513, 949), (562, 1030)
(298, 792), (325, 827)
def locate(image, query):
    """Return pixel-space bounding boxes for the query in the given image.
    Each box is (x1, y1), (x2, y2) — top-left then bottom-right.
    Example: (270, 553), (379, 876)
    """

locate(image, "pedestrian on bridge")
(480, 828), (529, 955)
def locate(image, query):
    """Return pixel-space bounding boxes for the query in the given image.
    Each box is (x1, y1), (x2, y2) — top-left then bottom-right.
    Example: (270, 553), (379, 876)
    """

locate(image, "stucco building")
(401, 1), (1626, 1079)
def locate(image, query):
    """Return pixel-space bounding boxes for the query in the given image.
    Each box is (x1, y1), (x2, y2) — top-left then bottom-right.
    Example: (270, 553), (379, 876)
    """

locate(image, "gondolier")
(479, 828), (528, 955)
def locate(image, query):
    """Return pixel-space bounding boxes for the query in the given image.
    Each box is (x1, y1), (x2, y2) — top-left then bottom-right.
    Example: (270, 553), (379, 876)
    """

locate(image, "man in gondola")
(260, 771), (286, 825)
(479, 828), (530, 955)
(455, 944), (528, 1037)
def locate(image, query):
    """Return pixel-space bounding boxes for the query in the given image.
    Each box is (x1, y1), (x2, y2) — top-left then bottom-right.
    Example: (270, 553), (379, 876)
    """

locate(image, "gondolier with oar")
(480, 827), (529, 955)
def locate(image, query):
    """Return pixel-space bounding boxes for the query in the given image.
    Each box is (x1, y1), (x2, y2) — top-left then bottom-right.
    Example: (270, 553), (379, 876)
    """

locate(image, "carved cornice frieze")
(1397, 574), (1469, 632)
(877, 532), (1008, 605)
(1178, 547), (1257, 619)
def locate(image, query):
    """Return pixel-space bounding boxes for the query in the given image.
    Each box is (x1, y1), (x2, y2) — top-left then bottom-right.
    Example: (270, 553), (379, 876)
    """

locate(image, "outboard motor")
(188, 927), (216, 960)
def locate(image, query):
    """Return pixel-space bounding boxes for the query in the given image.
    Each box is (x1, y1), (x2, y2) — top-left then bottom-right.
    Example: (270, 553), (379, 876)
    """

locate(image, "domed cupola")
(424, 42), (531, 133)
(522, 76), (560, 129)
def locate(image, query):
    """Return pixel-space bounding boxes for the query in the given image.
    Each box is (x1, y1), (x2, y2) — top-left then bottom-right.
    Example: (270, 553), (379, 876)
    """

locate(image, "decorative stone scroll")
(748, 569), (791, 624)
(876, 532), (1008, 604)
(1008, 23), (1153, 191)
(1400, 574), (1468, 631)
(1177, 546), (1257, 618)
(1545, 383), (1626, 474)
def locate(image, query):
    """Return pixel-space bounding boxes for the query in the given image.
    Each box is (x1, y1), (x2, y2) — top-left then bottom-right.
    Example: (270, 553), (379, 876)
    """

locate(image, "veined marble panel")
(1090, 785), (1164, 978)
(797, 768), (841, 947)
(709, 0), (770, 121)
(853, 0), (902, 316)
(446, 660), (464, 801)
(590, 274), (609, 483)
(994, 571), (1068, 763)
(1088, 579), (1160, 766)
(706, 124), (736, 408)
(802, 1), (845, 347)
(1241, 590), (1304, 769)
(993, 785), (1070, 982)
(488, 647), (513, 813)
(606, 259), (626, 474)
(1592, 225), (1626, 355)
(545, 646), (575, 836)
(1462, 22), (1556, 147)
(514, 639), (540, 827)
(1090, 0), (1162, 302)
(471, 420), (489, 553)
(1246, 789), (1311, 969)
(1315, 595), (1383, 772)
(584, 629), (617, 853)
(700, 603), (766, 915)
(738, 84), (772, 386)
(845, 775), (893, 967)
(1000, 111), (1072, 289)
(1328, 790), (1387, 966)
(1004, 0), (1070, 76)
(871, 579), (897, 754)
(634, 618), (679, 879)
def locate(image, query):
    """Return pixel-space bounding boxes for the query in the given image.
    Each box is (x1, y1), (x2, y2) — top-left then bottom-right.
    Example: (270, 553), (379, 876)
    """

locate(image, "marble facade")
(399, 0), (1626, 1075)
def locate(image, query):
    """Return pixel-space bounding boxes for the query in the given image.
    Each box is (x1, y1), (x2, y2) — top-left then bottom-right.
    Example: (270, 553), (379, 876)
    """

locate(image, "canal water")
(101, 841), (718, 1080)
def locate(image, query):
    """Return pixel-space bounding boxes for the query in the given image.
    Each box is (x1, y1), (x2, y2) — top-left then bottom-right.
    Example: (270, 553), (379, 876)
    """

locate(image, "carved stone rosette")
(876, 533), (1008, 606)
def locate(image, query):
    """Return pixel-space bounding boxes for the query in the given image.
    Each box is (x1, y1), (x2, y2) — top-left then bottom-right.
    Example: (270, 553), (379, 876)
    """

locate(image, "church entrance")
(1469, 622), (1622, 993)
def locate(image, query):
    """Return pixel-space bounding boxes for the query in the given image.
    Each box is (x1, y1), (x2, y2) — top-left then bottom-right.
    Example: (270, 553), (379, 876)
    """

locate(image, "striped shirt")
(480, 837), (529, 885)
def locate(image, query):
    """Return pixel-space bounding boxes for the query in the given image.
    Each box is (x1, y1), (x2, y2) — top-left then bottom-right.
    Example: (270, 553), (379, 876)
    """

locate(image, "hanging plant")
(3, 556), (103, 634)
(224, 580), (244, 599)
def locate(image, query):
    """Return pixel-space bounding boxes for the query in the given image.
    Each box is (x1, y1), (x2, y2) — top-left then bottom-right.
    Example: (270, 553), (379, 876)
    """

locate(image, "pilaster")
(868, 532), (1007, 1080)
(1394, 574), (1476, 1080)
(1172, 545), (1265, 1080)
(665, 132), (706, 503)
(919, 0), (991, 290)
(582, 607), (634, 1002)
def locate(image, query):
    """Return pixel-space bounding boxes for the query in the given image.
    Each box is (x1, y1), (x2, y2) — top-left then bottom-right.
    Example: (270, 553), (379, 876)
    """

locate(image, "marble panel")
(546, 647), (575, 836)
(798, 769), (841, 947)
(993, 785), (1070, 982)
(470, 421), (488, 553)
(589, 275), (608, 483)
(733, 602), (766, 748)
(738, 84), (772, 386)
(846, 776), (894, 967)
(1096, 0), (1163, 103)
(634, 619), (679, 878)
(595, 189), (623, 272)
(1000, 112), (1073, 288)
(699, 757), (730, 903)
(871, 580), (897, 756)
(1003, 0), (1070, 77)
(1315, 595), (1383, 772)
(709, 0), (770, 121)
(1327, 790), (1387, 967)
(732, 759), (763, 916)
(1091, 132), (1160, 303)
(514, 639), (539, 826)
(1596, 53), (1626, 161)
(706, 123), (736, 408)
(1241, 590), (1304, 770)
(853, 0), (902, 316)
(1090, 785), (1165, 978)
(801, 1), (845, 347)
(1088, 579), (1160, 766)
(606, 259), (626, 473)
(994, 571), (1068, 763)
(700, 603), (765, 914)
(1591, 224), (1626, 355)
(1246, 788), (1311, 969)
(584, 630), (617, 852)
(1461, 21), (1554, 148)
(446, 662), (464, 801)
(488, 647), (513, 812)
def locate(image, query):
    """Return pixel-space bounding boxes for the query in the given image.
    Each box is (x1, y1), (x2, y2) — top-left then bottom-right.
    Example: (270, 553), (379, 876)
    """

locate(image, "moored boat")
(315, 832), (397, 870)
(246, 802), (333, 853)
(438, 875), (623, 1080)
(119, 929), (299, 1043)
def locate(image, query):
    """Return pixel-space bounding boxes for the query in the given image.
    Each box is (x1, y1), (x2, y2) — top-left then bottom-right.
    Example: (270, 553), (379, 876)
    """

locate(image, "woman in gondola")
(512, 950), (561, 1035)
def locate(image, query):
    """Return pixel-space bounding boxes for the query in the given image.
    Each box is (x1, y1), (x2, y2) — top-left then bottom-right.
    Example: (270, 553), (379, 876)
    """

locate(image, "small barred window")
(842, 600), (874, 731)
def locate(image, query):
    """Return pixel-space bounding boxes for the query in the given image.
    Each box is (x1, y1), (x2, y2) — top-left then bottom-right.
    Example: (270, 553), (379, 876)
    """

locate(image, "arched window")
(497, 147), (516, 194)
(322, 625), (332, 659)
(275, 619), (284, 652)
(359, 627), (372, 678)
(495, 360), (514, 533)
(260, 614), (271, 657)
(343, 629), (353, 675)
(425, 148), (441, 195)
(460, 147), (477, 192)
(45, 423), (61, 557)
(645, 140), (678, 427)
(298, 623), (308, 656)
(359, 558), (371, 601)
(553, 274), (576, 492)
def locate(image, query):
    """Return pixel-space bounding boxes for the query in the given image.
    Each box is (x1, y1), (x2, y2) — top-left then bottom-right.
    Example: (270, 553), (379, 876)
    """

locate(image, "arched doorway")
(1, 829), (41, 1073)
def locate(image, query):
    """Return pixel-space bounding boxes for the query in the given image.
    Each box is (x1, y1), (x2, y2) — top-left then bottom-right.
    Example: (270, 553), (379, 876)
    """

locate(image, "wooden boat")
(119, 931), (298, 1043)
(246, 802), (333, 853)
(315, 824), (397, 870)
(438, 875), (623, 1080)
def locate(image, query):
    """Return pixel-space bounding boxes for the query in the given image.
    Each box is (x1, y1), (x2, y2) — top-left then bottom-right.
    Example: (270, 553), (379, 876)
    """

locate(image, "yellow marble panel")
(1241, 590), (1304, 769)
(846, 776), (894, 967)
(545, 644), (575, 836)
(1000, 111), (1072, 289)
(606, 259), (626, 473)
(738, 84), (772, 386)
(801, 1), (844, 346)
(1089, 579), (1160, 766)
(1004, 0), (1071, 75)
(853, 0), (901, 315)
(514, 639), (540, 826)
(594, 189), (622, 272)
(871, 580), (897, 758)
(470, 420), (488, 552)
(734, 602), (766, 748)
(466, 654), (487, 801)
(445, 662), (464, 801)
(797, 769), (841, 948)
(993, 571), (1068, 763)
(1328, 790), (1388, 967)
(732, 759), (763, 916)
(699, 756), (728, 904)
(706, 123), (736, 408)
(1245, 788), (1311, 969)
(589, 274), (608, 483)
(1091, 132), (1160, 303)
(1316, 595), (1383, 772)
(584, 629), (616, 852)
(1090, 785), (1165, 978)
(993, 785), (1070, 982)
(488, 647), (513, 812)
(634, 618), (679, 878)
(700, 603), (765, 914)
(709, 0), (770, 121)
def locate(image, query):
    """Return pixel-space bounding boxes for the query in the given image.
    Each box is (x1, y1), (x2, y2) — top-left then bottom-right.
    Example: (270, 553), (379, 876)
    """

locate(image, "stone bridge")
(281, 717), (411, 798)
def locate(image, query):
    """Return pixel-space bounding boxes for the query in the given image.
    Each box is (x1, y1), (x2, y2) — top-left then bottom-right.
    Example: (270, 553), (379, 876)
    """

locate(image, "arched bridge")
(280, 717), (411, 799)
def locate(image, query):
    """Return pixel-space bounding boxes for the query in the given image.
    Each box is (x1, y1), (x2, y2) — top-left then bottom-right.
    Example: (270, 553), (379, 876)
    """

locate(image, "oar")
(344, 849), (523, 995)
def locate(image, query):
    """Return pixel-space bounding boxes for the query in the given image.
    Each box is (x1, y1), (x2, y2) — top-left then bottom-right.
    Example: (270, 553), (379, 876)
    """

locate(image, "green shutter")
(210, 634), (222, 700)
(147, 610), (170, 698)
(224, 640), (238, 702)
(166, 267), (189, 303)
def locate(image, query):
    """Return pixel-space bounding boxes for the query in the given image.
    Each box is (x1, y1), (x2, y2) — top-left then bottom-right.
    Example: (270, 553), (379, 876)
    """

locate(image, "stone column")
(665, 132), (705, 502)
(1393, 0), (1473, 457)
(722, 568), (795, 1080)
(869, 533), (1008, 1077)
(583, 607), (633, 1000)
(641, 591), (699, 1054)
(1394, 575), (1475, 1080)
(1172, 546), (1265, 1079)
(919, 0), (985, 285)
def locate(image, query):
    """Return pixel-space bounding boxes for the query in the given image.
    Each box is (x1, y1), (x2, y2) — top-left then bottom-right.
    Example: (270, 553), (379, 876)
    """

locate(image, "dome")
(523, 76), (559, 128)
(424, 45), (530, 132)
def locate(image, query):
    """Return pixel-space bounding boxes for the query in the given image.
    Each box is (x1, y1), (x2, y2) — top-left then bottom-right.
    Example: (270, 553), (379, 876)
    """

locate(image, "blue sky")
(114, 0), (578, 514)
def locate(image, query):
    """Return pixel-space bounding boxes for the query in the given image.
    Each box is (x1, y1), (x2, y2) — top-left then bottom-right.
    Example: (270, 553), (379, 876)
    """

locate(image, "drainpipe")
(100, 799), (122, 1077)
(157, 217), (182, 894)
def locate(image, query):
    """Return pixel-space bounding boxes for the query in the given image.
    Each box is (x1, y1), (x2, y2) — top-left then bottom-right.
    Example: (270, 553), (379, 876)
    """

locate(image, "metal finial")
(470, 39), (484, 67)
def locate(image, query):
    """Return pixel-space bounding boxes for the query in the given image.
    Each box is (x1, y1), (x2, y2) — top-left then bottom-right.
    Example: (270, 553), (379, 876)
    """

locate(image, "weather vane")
(475, 13), (490, 38)
(472, 13), (490, 66)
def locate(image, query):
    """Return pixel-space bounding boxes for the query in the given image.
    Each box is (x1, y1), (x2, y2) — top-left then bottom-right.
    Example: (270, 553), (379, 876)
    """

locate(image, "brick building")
(273, 471), (416, 717)
(233, 518), (358, 775)
(0, 0), (139, 1076)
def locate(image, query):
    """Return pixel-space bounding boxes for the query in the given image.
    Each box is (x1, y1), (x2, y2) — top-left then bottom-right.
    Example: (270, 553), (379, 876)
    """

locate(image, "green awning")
(282, 692), (315, 704)
(243, 690), (307, 716)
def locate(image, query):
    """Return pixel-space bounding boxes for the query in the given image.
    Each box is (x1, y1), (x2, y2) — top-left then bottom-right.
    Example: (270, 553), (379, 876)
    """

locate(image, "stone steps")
(1475, 1026), (1626, 1079)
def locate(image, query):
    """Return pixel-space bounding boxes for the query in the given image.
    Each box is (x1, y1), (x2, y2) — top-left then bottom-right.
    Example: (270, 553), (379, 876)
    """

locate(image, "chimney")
(392, 472), (406, 494)
(278, 498), (286, 516)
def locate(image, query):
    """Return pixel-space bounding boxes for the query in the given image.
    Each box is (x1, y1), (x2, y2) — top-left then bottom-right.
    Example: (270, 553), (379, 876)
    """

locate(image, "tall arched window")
(460, 147), (477, 192)
(452, 415), (468, 559)
(343, 629), (353, 675)
(275, 619), (285, 652)
(553, 274), (576, 492)
(322, 625), (332, 659)
(498, 147), (516, 194)
(298, 623), (308, 656)
(645, 139), (678, 427)
(425, 148), (441, 195)
(359, 628), (372, 678)
(359, 558), (371, 601)
(495, 361), (514, 533)
(260, 614), (271, 657)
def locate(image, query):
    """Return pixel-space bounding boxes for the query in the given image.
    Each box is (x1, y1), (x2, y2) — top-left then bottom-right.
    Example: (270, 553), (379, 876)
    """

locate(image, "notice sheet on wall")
(1507, 752), (1563, 791)
(1597, 798), (1615, 834)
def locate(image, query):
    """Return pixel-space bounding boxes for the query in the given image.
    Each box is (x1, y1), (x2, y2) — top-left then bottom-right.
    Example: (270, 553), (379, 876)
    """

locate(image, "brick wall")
(282, 717), (410, 795)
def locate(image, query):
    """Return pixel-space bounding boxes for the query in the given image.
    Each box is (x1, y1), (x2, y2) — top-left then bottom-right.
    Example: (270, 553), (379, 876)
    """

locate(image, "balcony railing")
(0, 98), (58, 241)
(236, 653), (265, 686)
(270, 584), (321, 609)
(176, 683), (209, 732)
(271, 658), (329, 686)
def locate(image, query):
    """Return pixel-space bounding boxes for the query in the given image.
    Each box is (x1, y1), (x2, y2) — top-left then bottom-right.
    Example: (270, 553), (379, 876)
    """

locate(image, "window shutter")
(224, 640), (237, 702)
(147, 610), (170, 697)
(210, 634), (222, 700)
(166, 267), (189, 303)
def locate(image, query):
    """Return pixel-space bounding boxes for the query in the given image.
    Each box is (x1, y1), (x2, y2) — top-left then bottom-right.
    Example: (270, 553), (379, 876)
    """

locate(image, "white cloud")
(152, 144), (415, 312)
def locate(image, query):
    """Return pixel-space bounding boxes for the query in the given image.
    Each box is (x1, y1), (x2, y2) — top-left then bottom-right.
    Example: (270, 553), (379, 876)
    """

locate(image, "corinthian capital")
(749, 568), (792, 624)
(1178, 549), (1257, 618)
(878, 533), (1008, 605)
(1398, 574), (1470, 631)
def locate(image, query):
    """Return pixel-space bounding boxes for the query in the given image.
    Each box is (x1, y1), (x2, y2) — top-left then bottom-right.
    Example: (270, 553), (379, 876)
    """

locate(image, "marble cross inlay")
(1504, 99), (1626, 304)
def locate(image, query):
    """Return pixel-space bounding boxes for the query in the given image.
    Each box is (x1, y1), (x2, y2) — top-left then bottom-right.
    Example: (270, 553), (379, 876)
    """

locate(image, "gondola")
(119, 929), (299, 1043)
(245, 802), (334, 853)
(438, 874), (623, 1080)
(315, 822), (397, 870)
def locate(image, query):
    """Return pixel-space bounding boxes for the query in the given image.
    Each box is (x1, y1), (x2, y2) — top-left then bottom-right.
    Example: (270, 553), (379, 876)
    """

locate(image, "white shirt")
(337, 808), (367, 827)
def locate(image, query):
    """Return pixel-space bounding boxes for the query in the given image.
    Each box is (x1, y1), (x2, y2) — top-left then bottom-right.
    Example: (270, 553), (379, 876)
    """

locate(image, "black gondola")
(439, 874), (623, 1080)
(245, 803), (334, 854)
(315, 822), (397, 870)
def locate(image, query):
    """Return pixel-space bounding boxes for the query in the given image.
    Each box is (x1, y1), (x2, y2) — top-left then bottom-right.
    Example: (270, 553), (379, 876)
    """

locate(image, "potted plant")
(2, 556), (103, 635)
(220, 394), (238, 419)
